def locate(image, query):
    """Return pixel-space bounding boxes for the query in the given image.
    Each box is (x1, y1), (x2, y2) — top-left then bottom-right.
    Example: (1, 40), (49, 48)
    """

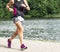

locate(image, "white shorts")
(12, 16), (24, 23)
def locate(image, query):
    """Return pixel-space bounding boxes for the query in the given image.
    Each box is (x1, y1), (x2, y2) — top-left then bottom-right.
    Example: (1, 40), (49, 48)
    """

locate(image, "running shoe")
(21, 44), (27, 49)
(8, 39), (11, 48)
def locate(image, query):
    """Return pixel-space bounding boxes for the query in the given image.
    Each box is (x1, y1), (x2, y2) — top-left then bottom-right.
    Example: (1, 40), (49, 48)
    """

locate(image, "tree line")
(0, 0), (60, 20)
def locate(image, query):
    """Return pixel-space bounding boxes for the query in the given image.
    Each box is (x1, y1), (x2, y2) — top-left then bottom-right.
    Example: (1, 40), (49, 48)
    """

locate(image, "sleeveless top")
(13, 0), (24, 17)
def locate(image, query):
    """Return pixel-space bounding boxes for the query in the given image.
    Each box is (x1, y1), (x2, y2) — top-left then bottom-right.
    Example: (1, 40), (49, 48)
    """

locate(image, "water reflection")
(0, 19), (60, 41)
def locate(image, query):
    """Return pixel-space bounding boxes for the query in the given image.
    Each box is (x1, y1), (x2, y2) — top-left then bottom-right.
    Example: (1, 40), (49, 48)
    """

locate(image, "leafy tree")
(0, 0), (60, 20)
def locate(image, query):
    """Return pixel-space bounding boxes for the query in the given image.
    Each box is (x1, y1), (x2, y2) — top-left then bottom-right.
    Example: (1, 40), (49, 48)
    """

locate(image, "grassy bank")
(24, 14), (60, 19)
(0, 14), (60, 21)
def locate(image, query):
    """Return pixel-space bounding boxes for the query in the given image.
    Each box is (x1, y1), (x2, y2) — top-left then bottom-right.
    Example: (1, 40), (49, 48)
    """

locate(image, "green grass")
(45, 14), (60, 19)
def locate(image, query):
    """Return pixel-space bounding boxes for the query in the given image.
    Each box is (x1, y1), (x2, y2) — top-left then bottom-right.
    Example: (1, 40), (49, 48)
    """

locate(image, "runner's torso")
(13, 0), (24, 17)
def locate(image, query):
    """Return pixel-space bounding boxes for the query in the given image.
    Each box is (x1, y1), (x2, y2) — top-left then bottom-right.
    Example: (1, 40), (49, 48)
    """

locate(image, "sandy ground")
(0, 37), (60, 52)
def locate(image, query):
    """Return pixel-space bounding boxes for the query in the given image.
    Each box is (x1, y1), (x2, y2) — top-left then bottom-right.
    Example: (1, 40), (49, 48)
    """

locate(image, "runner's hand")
(26, 6), (30, 11)
(8, 8), (13, 12)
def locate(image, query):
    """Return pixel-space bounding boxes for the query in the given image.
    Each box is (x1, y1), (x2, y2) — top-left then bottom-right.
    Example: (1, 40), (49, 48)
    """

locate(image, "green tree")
(0, 0), (60, 19)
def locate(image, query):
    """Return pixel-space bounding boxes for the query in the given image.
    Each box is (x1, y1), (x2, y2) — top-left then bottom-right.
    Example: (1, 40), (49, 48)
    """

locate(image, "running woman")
(6, 0), (30, 49)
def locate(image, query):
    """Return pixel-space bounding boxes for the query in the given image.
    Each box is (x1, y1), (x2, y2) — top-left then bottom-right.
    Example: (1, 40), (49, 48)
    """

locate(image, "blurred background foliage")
(0, 0), (60, 20)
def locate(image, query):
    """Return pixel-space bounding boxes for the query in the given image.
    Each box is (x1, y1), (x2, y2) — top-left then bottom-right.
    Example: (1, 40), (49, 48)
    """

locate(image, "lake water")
(0, 19), (60, 42)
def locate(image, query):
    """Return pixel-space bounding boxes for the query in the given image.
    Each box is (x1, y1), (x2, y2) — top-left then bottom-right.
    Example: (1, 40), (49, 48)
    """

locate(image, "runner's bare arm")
(24, 0), (30, 11)
(6, 0), (14, 12)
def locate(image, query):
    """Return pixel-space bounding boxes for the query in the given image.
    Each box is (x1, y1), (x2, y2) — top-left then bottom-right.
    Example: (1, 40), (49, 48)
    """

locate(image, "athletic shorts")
(12, 16), (24, 23)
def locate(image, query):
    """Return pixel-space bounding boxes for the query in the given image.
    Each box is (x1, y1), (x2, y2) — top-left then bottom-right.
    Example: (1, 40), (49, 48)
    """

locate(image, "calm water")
(0, 19), (60, 42)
